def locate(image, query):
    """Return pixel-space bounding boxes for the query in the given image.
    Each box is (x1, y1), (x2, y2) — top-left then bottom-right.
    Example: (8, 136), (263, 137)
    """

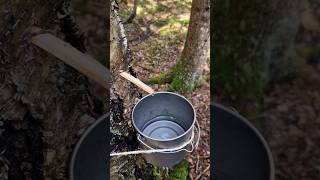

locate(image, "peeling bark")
(110, 0), (158, 179)
(0, 1), (107, 179)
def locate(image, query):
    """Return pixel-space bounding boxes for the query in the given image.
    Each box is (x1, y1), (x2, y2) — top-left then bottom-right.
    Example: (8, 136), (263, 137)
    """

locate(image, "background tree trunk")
(170, 0), (210, 93)
(0, 0), (107, 179)
(213, 0), (306, 112)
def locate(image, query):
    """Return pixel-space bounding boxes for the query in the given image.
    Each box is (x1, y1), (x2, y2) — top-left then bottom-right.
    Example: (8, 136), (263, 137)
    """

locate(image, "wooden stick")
(195, 165), (210, 180)
(31, 33), (110, 89)
(119, 71), (155, 94)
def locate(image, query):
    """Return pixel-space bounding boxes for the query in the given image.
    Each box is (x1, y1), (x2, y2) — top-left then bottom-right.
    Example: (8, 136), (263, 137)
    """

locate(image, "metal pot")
(69, 113), (108, 180)
(132, 92), (196, 167)
(119, 72), (200, 167)
(212, 103), (275, 180)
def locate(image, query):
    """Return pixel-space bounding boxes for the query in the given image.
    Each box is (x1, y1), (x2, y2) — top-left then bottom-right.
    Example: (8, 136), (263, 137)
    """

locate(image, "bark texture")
(171, 0), (210, 93)
(0, 1), (107, 179)
(213, 0), (306, 110)
(110, 1), (150, 179)
(110, 1), (184, 179)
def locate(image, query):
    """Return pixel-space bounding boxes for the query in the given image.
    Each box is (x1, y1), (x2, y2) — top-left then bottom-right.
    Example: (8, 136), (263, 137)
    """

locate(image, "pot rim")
(132, 91), (196, 142)
(212, 103), (275, 180)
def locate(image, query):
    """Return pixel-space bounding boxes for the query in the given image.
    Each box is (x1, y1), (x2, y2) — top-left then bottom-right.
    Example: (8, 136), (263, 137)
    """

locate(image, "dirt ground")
(257, 67), (320, 180)
(120, 0), (210, 179)
(254, 23), (320, 179)
(257, 6), (320, 179)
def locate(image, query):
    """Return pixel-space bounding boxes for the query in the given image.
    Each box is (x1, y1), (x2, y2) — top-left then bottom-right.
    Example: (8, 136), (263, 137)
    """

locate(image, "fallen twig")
(195, 165), (210, 180)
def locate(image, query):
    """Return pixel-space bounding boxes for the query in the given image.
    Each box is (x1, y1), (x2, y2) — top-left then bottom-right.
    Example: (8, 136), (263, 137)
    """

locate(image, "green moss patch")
(168, 160), (189, 180)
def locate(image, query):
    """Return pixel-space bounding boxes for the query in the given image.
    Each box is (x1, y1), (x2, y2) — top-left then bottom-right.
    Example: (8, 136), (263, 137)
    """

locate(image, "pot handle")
(110, 119), (200, 156)
(119, 71), (155, 94)
(136, 131), (194, 153)
(229, 106), (239, 114)
(136, 118), (201, 154)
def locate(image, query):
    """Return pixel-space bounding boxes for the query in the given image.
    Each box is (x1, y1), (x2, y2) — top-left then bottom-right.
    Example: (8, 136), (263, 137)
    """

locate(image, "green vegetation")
(150, 160), (189, 180)
(151, 166), (162, 180)
(168, 160), (189, 180)
(118, 0), (194, 94)
(145, 57), (196, 94)
(169, 57), (195, 93)
(158, 17), (189, 37)
(146, 71), (174, 84)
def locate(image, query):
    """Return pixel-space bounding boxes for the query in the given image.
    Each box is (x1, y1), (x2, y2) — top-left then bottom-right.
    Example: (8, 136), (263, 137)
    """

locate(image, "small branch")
(125, 0), (138, 23)
(195, 165), (210, 180)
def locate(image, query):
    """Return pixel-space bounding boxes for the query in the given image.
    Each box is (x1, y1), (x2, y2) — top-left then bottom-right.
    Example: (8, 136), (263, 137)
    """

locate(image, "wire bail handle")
(137, 118), (201, 153)
(110, 118), (200, 156)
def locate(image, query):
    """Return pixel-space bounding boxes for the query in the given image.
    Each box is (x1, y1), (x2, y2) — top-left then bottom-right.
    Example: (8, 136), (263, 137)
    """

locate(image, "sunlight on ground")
(134, 0), (191, 37)
(119, 0), (192, 74)
(157, 15), (189, 36)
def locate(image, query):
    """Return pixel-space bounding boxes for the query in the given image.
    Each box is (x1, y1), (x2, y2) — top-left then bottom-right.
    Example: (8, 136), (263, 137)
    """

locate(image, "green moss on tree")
(169, 57), (195, 93)
(145, 71), (174, 85)
(145, 57), (197, 94)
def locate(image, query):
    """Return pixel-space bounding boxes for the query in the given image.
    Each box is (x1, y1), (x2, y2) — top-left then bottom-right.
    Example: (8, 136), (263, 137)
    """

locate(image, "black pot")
(69, 113), (108, 180)
(212, 103), (275, 180)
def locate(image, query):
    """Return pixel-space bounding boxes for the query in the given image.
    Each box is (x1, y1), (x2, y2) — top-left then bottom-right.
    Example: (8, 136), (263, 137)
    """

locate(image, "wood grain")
(119, 71), (155, 94)
(32, 33), (110, 89)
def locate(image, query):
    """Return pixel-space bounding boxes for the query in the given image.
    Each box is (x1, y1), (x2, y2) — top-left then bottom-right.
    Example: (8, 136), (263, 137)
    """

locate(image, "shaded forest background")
(213, 0), (320, 179)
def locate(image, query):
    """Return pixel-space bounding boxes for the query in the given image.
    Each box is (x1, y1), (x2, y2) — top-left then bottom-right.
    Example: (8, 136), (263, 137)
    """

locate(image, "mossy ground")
(150, 160), (189, 180)
(168, 160), (189, 180)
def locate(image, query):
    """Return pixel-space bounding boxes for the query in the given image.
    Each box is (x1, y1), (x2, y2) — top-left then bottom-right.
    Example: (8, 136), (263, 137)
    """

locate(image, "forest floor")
(120, 0), (210, 179)
(245, 8), (320, 180)
(256, 67), (320, 180)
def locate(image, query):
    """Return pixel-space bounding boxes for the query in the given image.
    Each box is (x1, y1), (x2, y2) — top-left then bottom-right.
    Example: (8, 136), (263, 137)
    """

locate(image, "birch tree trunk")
(0, 1), (107, 179)
(110, 1), (154, 179)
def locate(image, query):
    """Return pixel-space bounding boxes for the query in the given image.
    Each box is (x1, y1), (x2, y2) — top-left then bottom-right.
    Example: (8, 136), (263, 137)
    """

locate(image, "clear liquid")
(142, 115), (185, 140)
